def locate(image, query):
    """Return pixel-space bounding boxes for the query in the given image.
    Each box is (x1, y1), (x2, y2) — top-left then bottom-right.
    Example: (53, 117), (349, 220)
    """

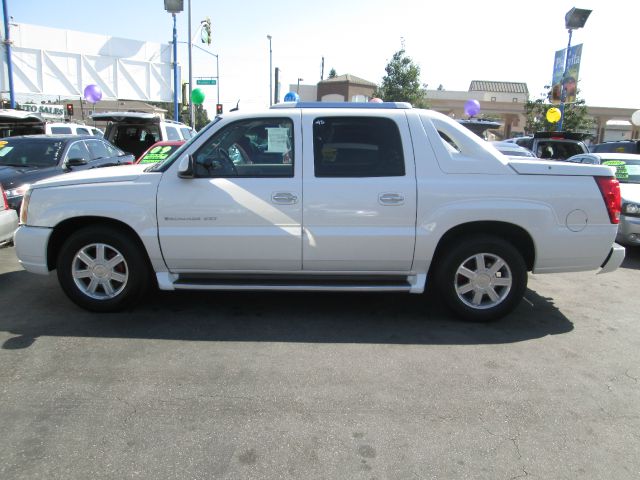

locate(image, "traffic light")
(66, 103), (74, 117)
(216, 103), (223, 115)
(201, 17), (212, 45)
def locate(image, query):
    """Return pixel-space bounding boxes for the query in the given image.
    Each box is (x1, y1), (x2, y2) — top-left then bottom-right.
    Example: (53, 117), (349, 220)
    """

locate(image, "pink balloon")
(84, 84), (102, 104)
(369, 97), (383, 103)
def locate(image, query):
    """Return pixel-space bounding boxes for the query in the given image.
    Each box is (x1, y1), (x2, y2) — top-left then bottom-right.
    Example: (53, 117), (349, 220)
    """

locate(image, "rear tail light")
(1, 187), (8, 210)
(595, 176), (621, 224)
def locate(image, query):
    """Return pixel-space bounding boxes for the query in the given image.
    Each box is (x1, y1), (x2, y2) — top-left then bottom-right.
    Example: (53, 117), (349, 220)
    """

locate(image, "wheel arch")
(429, 221), (536, 274)
(46, 216), (152, 272)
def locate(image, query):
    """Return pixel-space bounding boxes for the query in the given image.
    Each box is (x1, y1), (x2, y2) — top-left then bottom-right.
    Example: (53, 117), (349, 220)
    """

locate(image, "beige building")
(289, 74), (377, 103)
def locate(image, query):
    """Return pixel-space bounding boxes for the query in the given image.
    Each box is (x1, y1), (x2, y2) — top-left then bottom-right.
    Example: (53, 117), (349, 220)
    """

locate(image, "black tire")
(434, 235), (527, 322)
(56, 226), (149, 312)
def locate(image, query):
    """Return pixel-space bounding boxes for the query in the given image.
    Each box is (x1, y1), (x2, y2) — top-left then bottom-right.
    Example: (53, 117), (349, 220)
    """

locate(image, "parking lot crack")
(625, 370), (638, 382)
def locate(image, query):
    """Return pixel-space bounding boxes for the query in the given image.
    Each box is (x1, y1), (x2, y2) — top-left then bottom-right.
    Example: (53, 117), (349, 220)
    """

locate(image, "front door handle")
(378, 193), (404, 205)
(272, 192), (298, 204)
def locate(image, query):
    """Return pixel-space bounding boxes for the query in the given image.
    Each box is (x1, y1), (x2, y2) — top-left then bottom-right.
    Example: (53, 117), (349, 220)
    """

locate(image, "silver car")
(0, 185), (19, 245)
(566, 153), (640, 246)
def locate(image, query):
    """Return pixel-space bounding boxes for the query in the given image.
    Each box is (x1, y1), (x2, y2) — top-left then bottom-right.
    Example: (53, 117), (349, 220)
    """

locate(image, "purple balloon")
(84, 84), (102, 104)
(464, 99), (481, 117)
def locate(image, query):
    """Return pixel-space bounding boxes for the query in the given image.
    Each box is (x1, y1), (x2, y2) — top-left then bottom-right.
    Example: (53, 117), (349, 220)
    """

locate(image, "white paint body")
(14, 107), (624, 293)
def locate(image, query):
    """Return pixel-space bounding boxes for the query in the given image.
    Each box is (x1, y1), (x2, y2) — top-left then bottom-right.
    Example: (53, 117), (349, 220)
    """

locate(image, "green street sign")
(196, 79), (217, 85)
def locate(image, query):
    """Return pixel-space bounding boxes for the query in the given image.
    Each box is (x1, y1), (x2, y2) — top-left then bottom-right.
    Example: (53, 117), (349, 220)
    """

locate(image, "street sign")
(196, 79), (217, 85)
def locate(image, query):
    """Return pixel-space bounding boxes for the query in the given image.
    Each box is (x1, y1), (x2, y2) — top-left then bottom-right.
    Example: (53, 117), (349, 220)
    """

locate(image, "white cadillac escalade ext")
(14, 102), (625, 321)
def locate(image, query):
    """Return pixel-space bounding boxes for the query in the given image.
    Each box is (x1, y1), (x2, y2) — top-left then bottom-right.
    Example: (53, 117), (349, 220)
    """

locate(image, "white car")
(0, 185), (18, 245)
(15, 102), (624, 321)
(45, 122), (103, 137)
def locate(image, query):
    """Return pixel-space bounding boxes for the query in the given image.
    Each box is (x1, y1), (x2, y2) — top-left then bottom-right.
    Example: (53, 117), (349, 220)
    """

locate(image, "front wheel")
(434, 235), (528, 322)
(56, 226), (149, 312)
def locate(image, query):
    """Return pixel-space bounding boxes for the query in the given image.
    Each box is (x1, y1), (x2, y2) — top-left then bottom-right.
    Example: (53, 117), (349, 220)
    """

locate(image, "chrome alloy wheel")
(454, 253), (513, 309)
(71, 243), (129, 300)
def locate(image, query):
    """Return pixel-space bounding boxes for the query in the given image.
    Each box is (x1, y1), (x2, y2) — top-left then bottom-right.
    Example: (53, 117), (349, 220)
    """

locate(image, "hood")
(0, 164), (64, 190)
(620, 183), (640, 203)
(31, 164), (149, 189)
(508, 159), (615, 177)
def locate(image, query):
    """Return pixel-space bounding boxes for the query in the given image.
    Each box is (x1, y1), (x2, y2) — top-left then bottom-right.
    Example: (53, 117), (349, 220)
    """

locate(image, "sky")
(5, 0), (640, 118)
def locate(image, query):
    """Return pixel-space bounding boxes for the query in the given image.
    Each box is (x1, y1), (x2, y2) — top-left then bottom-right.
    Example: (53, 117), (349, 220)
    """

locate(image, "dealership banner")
(550, 44), (583, 104)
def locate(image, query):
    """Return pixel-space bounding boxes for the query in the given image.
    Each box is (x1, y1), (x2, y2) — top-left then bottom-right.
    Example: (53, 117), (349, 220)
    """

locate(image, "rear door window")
(312, 117), (405, 177)
(50, 126), (72, 134)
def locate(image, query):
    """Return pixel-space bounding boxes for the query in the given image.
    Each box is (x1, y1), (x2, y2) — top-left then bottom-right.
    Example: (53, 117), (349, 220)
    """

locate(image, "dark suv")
(590, 140), (640, 155)
(503, 131), (588, 160)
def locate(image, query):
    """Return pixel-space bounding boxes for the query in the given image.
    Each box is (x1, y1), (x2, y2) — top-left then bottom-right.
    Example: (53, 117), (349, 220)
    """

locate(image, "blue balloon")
(284, 92), (299, 102)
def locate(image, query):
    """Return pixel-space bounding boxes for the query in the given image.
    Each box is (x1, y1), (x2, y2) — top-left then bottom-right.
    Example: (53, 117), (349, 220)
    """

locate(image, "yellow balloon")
(546, 107), (561, 123)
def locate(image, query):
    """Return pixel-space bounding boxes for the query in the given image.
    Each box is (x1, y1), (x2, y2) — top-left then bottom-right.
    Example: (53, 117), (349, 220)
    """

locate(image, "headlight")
(623, 202), (640, 216)
(5, 183), (31, 199)
(19, 188), (31, 224)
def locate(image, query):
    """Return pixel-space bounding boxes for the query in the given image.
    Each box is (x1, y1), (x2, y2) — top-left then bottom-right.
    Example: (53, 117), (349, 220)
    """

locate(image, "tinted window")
(180, 127), (193, 139)
(165, 126), (181, 141)
(592, 142), (640, 154)
(50, 126), (72, 134)
(65, 141), (91, 161)
(515, 138), (533, 149)
(194, 118), (294, 178)
(313, 117), (404, 177)
(85, 139), (112, 160)
(76, 128), (90, 135)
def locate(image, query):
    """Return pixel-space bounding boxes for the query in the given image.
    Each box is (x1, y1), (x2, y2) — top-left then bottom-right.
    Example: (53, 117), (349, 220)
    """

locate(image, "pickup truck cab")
(15, 102), (625, 321)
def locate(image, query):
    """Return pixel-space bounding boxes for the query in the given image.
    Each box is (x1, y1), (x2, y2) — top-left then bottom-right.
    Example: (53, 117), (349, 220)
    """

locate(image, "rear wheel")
(56, 226), (149, 312)
(434, 235), (527, 322)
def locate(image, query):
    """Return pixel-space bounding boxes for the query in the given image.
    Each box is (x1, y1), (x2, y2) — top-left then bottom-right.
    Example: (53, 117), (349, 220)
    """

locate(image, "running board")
(156, 273), (426, 293)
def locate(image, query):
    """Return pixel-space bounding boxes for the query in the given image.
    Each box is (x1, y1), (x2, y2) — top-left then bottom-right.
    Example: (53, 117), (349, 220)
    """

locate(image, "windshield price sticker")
(266, 128), (289, 153)
(602, 160), (629, 179)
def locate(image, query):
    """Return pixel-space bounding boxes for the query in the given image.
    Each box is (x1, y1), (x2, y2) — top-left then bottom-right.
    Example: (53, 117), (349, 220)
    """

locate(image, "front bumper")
(598, 243), (625, 274)
(13, 225), (53, 275)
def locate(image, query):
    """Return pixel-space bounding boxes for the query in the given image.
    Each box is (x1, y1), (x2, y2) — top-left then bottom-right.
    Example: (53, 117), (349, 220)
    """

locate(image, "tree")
(374, 49), (427, 108)
(524, 88), (594, 135)
(328, 68), (337, 79)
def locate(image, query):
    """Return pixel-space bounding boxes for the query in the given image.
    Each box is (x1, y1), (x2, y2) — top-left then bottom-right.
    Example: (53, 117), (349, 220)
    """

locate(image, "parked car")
(0, 135), (134, 211)
(91, 112), (194, 159)
(0, 109), (45, 138)
(491, 141), (536, 158)
(15, 102), (624, 321)
(457, 119), (501, 140)
(136, 140), (186, 164)
(565, 152), (640, 246)
(45, 122), (104, 137)
(0, 184), (18, 245)
(503, 131), (588, 160)
(590, 140), (640, 155)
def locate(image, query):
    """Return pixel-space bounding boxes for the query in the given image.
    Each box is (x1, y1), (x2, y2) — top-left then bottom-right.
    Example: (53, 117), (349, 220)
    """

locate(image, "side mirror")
(66, 157), (88, 168)
(178, 154), (195, 178)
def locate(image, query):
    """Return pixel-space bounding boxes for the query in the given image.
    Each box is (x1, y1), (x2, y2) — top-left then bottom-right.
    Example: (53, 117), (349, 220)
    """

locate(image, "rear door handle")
(272, 192), (298, 204)
(378, 193), (404, 205)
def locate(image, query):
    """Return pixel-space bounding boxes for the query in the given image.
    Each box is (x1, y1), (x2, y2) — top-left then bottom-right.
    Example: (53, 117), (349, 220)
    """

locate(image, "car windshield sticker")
(0, 145), (13, 156)
(602, 160), (628, 179)
(266, 128), (288, 153)
(140, 145), (175, 163)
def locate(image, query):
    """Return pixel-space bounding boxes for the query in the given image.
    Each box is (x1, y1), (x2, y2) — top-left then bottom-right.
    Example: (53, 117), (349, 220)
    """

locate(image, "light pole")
(557, 7), (591, 131)
(2, 0), (15, 108)
(188, 0), (194, 127)
(267, 35), (272, 106)
(296, 78), (303, 94)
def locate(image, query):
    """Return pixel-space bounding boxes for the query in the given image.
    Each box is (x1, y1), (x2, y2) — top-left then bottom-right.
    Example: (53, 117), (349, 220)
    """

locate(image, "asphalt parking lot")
(1, 244), (639, 480)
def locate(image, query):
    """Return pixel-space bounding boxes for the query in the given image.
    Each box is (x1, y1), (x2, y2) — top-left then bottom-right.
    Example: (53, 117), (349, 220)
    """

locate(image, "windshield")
(0, 139), (64, 168)
(601, 159), (640, 184)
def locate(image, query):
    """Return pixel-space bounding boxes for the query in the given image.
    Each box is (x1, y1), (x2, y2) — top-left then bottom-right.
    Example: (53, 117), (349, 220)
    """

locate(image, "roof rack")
(270, 101), (413, 110)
